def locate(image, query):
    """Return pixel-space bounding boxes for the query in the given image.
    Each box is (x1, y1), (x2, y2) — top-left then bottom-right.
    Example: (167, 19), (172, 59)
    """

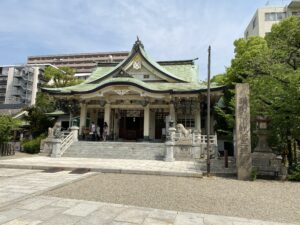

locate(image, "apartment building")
(0, 64), (54, 107)
(27, 51), (129, 80)
(244, 0), (300, 38)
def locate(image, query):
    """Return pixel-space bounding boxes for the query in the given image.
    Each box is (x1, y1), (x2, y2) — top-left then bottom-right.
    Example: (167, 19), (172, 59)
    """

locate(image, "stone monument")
(235, 83), (252, 180)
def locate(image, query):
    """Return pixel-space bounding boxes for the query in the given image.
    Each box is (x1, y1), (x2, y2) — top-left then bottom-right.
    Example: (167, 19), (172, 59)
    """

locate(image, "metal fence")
(0, 143), (15, 156)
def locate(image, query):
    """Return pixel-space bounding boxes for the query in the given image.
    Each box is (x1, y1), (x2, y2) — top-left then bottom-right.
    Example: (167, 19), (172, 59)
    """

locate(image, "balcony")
(12, 91), (22, 96)
(14, 73), (23, 78)
(13, 81), (23, 87)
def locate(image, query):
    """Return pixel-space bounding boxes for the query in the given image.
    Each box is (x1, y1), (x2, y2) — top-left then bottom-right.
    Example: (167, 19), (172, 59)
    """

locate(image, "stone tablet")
(235, 83), (252, 180)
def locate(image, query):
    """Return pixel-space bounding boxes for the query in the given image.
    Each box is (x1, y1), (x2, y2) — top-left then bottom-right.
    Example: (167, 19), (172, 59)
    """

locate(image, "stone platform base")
(0, 156), (202, 178)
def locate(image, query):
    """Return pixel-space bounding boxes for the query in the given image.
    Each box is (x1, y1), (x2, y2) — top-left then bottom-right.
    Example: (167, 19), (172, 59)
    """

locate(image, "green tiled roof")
(85, 66), (115, 83)
(42, 39), (224, 95)
(162, 64), (199, 83)
(84, 63), (198, 84)
(42, 77), (223, 94)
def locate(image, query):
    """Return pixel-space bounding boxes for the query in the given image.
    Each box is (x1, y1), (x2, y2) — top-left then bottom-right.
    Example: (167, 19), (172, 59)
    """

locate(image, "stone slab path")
(0, 195), (296, 225)
(0, 168), (93, 208)
(0, 156), (202, 177)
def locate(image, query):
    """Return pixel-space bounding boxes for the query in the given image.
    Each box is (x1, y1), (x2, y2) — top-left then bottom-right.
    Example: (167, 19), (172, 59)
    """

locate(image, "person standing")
(96, 125), (101, 141)
(91, 122), (96, 141)
(103, 122), (108, 141)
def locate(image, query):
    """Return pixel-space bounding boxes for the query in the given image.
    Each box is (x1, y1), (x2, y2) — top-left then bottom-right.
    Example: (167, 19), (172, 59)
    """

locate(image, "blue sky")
(0, 0), (287, 79)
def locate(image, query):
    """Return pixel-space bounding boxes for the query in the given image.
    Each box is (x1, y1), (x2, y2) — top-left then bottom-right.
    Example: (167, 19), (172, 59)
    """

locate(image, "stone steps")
(62, 141), (165, 160)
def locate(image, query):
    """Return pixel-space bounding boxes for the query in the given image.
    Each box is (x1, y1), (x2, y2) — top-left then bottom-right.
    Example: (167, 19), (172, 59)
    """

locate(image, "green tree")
(0, 115), (20, 143)
(211, 73), (227, 85)
(44, 66), (82, 88)
(215, 16), (300, 164)
(24, 93), (56, 138)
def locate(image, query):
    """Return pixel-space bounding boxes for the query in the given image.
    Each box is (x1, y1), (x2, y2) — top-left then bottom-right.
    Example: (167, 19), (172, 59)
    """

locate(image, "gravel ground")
(45, 173), (300, 224)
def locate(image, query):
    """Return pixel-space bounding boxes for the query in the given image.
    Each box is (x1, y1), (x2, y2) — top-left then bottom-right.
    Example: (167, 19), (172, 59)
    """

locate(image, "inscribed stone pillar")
(79, 103), (87, 135)
(143, 104), (150, 140)
(195, 102), (201, 131)
(235, 83), (252, 180)
(169, 103), (176, 122)
(104, 103), (111, 135)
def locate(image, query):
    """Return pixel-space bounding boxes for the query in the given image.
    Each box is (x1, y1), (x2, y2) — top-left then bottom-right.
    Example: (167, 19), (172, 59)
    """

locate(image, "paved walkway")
(0, 168), (93, 208)
(0, 195), (296, 225)
(0, 156), (202, 177)
(0, 168), (297, 225)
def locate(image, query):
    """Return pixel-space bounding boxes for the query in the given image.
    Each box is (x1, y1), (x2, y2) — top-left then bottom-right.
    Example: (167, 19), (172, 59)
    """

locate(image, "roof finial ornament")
(133, 35), (144, 51)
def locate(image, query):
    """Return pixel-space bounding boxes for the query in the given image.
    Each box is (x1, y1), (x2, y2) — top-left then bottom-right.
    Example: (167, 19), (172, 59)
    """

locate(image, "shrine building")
(43, 38), (224, 142)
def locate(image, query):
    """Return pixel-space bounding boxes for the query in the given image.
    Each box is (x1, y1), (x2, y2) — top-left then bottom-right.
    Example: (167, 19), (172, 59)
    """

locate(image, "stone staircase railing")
(60, 131), (75, 156)
(40, 126), (79, 158)
(172, 132), (217, 145)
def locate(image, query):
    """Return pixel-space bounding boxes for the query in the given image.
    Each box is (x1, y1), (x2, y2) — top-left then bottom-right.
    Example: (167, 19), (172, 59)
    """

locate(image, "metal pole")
(207, 45), (211, 177)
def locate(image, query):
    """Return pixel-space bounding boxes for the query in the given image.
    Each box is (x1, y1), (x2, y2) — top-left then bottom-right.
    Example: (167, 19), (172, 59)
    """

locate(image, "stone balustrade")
(164, 126), (218, 162)
(40, 126), (79, 158)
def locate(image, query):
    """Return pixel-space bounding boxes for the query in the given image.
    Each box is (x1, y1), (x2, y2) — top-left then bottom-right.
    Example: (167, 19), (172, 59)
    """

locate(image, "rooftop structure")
(244, 0), (300, 38)
(27, 51), (129, 80)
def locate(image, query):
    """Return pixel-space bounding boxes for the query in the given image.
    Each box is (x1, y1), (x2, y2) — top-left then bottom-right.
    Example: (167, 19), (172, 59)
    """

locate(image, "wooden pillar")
(169, 103), (176, 123)
(195, 102), (201, 131)
(104, 103), (111, 136)
(143, 104), (150, 141)
(79, 103), (87, 135)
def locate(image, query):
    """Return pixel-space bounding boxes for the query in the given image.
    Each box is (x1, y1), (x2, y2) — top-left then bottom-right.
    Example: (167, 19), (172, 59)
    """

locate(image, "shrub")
(22, 134), (46, 154)
(288, 163), (300, 181)
(251, 168), (258, 181)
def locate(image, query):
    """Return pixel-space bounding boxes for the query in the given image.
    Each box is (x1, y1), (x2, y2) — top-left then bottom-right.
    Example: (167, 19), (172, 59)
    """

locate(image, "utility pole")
(207, 45), (211, 177)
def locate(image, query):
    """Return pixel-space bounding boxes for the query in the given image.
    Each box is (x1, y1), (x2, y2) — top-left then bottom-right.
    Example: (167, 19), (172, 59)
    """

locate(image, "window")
(143, 74), (149, 79)
(177, 117), (195, 129)
(292, 11), (300, 16)
(265, 12), (286, 21)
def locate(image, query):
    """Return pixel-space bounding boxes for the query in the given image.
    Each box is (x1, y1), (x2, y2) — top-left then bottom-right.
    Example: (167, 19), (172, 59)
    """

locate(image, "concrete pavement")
(0, 168), (297, 225)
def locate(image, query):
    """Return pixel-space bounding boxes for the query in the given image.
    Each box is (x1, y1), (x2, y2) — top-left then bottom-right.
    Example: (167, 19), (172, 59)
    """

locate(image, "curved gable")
(86, 39), (188, 84)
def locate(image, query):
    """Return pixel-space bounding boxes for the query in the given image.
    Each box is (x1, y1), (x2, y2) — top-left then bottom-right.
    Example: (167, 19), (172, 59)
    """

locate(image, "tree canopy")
(24, 92), (56, 138)
(214, 16), (300, 164)
(0, 115), (20, 143)
(44, 66), (82, 88)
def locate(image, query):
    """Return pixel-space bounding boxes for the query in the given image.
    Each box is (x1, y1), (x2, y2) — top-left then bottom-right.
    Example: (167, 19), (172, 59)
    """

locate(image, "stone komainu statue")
(48, 127), (54, 138)
(176, 124), (190, 137)
(53, 122), (62, 139)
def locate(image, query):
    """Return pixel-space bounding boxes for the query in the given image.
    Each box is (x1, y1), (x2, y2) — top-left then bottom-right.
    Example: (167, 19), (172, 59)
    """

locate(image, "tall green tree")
(44, 66), (82, 88)
(24, 93), (56, 138)
(215, 16), (300, 164)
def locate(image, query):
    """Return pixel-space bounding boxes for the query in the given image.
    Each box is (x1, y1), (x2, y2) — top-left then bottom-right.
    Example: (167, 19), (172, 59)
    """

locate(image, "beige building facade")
(244, 0), (300, 38)
(27, 51), (129, 80)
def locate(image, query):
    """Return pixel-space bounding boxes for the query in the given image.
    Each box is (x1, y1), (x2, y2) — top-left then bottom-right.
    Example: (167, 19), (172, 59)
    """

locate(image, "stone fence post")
(70, 126), (79, 142)
(165, 127), (176, 162)
(50, 139), (62, 158)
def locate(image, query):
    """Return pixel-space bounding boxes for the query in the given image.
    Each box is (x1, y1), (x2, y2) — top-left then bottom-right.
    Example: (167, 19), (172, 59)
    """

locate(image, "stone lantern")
(252, 116), (283, 178)
(254, 116), (272, 153)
